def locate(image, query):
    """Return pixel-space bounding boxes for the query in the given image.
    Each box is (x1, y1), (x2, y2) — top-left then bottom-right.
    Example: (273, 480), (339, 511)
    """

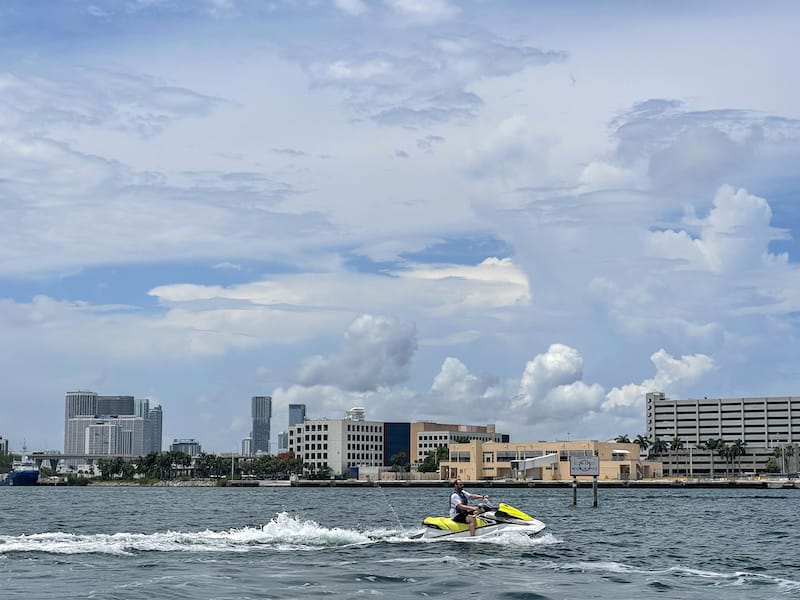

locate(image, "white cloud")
(512, 344), (605, 420)
(603, 349), (715, 412)
(384, 0), (459, 25)
(333, 0), (368, 16)
(647, 185), (789, 273)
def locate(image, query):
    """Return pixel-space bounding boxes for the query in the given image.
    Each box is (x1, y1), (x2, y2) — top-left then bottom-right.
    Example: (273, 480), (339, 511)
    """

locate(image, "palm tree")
(649, 437), (669, 476)
(634, 435), (650, 456)
(669, 436), (684, 477)
(699, 438), (722, 479)
(717, 442), (731, 476)
(730, 439), (747, 476)
(615, 434), (631, 444)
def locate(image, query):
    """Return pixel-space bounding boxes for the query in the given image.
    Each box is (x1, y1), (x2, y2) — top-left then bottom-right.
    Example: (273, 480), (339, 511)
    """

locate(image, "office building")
(0, 436), (8, 456)
(383, 422), (411, 466)
(251, 396), (272, 454)
(646, 392), (800, 475)
(288, 410), (384, 477)
(410, 422), (507, 463)
(63, 390), (162, 457)
(242, 437), (252, 457)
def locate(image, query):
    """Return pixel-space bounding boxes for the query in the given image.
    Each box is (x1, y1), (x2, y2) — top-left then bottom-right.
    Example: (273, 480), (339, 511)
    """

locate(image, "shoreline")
(34, 477), (800, 489)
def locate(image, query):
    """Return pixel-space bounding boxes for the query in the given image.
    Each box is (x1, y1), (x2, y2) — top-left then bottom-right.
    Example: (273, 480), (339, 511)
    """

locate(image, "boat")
(0, 449), (40, 486)
(413, 501), (546, 540)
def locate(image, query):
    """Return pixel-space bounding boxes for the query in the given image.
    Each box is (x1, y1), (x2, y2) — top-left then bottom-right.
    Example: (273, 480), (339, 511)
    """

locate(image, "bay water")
(1, 485), (797, 599)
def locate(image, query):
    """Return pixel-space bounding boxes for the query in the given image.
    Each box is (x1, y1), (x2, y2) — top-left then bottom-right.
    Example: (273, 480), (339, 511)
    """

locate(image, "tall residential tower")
(251, 396), (272, 454)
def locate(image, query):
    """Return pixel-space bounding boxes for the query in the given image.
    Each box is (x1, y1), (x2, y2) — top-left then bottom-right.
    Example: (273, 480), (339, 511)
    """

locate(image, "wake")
(0, 513), (561, 556)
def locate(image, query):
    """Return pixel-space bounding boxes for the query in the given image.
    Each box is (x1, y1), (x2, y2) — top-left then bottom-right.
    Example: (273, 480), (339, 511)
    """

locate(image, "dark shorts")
(452, 512), (469, 523)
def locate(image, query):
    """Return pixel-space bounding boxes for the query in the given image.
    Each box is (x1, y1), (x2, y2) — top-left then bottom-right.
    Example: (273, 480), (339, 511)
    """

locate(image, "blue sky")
(2, 0), (799, 453)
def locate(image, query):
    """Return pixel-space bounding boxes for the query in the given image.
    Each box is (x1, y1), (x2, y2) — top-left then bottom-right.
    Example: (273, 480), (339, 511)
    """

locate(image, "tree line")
(91, 451), (306, 481)
(615, 434), (753, 477)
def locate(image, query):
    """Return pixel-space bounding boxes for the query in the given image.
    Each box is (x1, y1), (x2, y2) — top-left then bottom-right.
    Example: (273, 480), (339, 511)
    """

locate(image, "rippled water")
(1, 485), (797, 599)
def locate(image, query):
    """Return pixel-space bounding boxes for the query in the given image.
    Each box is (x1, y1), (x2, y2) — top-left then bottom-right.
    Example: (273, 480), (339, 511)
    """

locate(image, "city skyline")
(2, 2), (800, 453)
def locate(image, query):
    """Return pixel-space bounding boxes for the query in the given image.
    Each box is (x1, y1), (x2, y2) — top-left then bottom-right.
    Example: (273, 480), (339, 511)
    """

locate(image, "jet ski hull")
(414, 503), (546, 540)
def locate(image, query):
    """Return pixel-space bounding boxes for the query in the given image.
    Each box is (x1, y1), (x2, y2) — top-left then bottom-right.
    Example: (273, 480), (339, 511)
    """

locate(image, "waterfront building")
(646, 392), (800, 475)
(288, 411), (384, 477)
(63, 391), (163, 460)
(288, 404), (306, 428)
(410, 422), (508, 464)
(440, 439), (660, 481)
(251, 396), (272, 454)
(170, 439), (202, 456)
(287, 411), (512, 477)
(384, 422), (411, 466)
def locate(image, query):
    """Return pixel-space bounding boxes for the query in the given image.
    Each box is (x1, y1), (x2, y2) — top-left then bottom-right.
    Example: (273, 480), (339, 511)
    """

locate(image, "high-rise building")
(97, 396), (135, 416)
(288, 404), (306, 428)
(148, 405), (163, 453)
(65, 391), (98, 419)
(251, 395), (272, 454)
(241, 437), (252, 456)
(64, 391), (162, 457)
(0, 436), (8, 456)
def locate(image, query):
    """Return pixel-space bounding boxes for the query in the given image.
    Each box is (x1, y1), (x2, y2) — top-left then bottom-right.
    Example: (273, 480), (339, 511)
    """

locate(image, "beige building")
(410, 422), (505, 463)
(440, 439), (662, 481)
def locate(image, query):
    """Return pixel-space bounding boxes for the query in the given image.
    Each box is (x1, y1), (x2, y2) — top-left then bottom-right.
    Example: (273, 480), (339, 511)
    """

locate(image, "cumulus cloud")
(647, 185), (789, 273)
(295, 315), (418, 391)
(512, 344), (605, 420)
(603, 349), (715, 413)
(428, 357), (502, 412)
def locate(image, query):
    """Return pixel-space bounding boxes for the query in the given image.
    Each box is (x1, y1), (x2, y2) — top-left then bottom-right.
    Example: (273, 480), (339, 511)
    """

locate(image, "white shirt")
(449, 489), (469, 518)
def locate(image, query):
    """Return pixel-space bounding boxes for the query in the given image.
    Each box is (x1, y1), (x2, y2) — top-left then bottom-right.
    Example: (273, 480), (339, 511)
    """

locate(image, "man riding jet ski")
(413, 479), (546, 540)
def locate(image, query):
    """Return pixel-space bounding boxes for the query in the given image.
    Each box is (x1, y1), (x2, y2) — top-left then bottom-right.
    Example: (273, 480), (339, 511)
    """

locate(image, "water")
(1, 486), (797, 599)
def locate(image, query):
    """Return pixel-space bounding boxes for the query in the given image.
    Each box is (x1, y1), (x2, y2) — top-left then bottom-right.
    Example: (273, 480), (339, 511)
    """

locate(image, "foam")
(0, 512), (372, 555)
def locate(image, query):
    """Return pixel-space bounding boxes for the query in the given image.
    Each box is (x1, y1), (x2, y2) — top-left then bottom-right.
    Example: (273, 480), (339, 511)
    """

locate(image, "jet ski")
(413, 501), (546, 540)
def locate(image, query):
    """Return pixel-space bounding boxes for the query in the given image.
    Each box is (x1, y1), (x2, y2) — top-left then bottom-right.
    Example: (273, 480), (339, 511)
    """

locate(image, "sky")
(1, 0), (799, 454)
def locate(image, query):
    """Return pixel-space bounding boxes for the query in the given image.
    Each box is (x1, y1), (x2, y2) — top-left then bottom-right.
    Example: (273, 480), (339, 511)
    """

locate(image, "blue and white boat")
(0, 449), (40, 486)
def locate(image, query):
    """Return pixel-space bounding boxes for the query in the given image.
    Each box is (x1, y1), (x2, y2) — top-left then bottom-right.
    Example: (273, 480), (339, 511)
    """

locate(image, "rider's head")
(453, 479), (463, 489)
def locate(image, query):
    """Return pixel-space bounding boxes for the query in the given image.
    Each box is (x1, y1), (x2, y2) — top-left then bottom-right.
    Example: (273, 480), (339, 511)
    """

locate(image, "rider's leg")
(467, 513), (476, 536)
